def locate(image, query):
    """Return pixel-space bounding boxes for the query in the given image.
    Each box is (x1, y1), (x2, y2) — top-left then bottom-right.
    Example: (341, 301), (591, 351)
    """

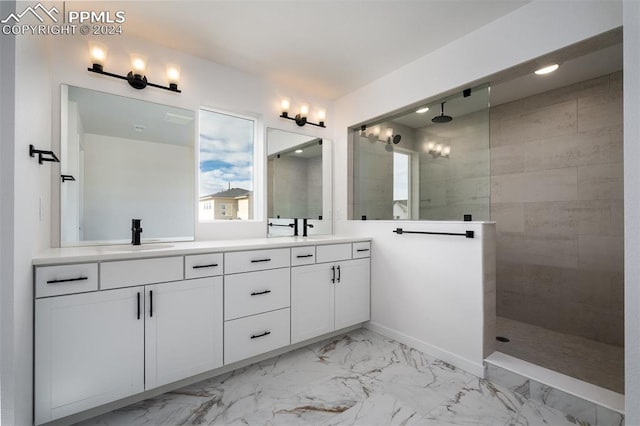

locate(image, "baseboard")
(365, 321), (485, 377)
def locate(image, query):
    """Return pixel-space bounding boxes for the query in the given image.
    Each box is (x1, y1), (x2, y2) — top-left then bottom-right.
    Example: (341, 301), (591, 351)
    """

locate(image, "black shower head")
(432, 102), (453, 124)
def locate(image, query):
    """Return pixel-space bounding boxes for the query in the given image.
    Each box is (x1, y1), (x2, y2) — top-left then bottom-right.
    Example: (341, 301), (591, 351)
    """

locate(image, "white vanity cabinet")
(291, 244), (371, 344)
(33, 237), (370, 424)
(144, 277), (223, 389)
(35, 286), (145, 425)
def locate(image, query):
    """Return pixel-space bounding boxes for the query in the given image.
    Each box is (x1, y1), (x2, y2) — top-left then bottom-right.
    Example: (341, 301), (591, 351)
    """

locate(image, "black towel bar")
(392, 228), (474, 239)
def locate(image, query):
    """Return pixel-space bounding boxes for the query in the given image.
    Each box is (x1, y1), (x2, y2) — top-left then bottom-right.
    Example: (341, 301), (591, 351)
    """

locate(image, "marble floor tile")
(78, 328), (591, 426)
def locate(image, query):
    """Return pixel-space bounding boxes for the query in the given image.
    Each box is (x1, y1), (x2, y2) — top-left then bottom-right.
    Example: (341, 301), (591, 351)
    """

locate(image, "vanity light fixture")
(426, 141), (451, 159)
(87, 44), (182, 93)
(534, 64), (559, 75)
(280, 99), (326, 128)
(360, 125), (402, 151)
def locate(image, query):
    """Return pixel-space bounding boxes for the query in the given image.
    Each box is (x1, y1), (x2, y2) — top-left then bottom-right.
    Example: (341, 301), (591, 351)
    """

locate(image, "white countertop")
(33, 235), (372, 265)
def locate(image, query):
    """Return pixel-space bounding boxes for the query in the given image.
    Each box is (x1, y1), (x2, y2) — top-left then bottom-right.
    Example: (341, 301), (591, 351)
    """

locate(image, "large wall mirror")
(266, 128), (332, 236)
(60, 85), (195, 246)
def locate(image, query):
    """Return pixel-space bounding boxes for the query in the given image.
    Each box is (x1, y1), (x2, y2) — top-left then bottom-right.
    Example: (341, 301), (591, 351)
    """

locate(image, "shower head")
(432, 102), (453, 124)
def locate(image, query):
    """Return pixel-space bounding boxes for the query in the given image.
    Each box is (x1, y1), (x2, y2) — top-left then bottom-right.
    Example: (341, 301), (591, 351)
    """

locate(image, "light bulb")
(89, 42), (107, 71)
(130, 55), (147, 74)
(317, 109), (326, 121)
(166, 66), (180, 84)
(435, 144), (443, 153)
(373, 126), (380, 136)
(386, 128), (394, 138)
(300, 103), (309, 116)
(442, 146), (451, 156)
(427, 142), (435, 151)
(281, 99), (290, 112)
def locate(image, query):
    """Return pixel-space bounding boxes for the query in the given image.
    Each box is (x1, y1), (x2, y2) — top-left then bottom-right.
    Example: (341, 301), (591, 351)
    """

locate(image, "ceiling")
(73, 0), (530, 100)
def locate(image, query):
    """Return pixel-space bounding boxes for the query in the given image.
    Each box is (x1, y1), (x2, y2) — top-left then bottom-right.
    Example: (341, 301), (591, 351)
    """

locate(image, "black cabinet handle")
(296, 254), (313, 258)
(251, 258), (271, 263)
(356, 248), (370, 252)
(331, 265), (336, 284)
(251, 290), (272, 296)
(192, 263), (218, 269)
(149, 290), (153, 317)
(46, 276), (88, 284)
(250, 331), (271, 339)
(137, 292), (141, 320)
(337, 265), (341, 283)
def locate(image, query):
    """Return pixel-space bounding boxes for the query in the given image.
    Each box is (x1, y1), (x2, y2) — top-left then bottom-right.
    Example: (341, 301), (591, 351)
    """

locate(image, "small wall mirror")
(266, 128), (332, 236)
(60, 85), (195, 246)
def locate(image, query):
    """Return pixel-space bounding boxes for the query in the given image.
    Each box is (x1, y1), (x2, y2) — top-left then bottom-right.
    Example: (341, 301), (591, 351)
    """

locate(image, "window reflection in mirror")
(198, 109), (256, 221)
(351, 84), (490, 221)
(60, 85), (195, 246)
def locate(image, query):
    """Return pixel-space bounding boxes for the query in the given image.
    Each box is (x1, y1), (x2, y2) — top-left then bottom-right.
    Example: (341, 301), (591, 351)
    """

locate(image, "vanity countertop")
(33, 235), (372, 265)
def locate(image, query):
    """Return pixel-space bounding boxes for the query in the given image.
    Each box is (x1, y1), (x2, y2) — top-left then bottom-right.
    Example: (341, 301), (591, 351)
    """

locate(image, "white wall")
(624, 1), (640, 424)
(334, 0), (623, 395)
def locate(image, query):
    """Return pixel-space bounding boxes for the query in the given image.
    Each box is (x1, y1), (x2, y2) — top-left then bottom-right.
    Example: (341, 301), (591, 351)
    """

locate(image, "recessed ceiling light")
(416, 107), (430, 114)
(295, 149), (303, 153)
(534, 64), (559, 75)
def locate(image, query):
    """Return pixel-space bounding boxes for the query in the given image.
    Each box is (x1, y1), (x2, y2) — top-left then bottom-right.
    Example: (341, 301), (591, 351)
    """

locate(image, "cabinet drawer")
(225, 248), (290, 274)
(225, 268), (290, 320)
(35, 263), (98, 298)
(291, 246), (316, 266)
(101, 257), (183, 290)
(185, 253), (224, 279)
(352, 242), (371, 259)
(316, 243), (352, 263)
(224, 308), (290, 364)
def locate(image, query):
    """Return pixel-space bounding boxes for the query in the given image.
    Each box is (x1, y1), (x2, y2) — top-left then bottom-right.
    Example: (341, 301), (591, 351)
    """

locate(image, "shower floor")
(495, 316), (624, 394)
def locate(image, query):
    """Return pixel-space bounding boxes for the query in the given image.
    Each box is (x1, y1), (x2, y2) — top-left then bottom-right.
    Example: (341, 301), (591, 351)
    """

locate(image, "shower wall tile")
(491, 203), (524, 233)
(490, 144), (524, 175)
(446, 177), (490, 205)
(578, 235), (624, 272)
(491, 72), (623, 345)
(491, 168), (578, 204)
(578, 91), (624, 132)
(578, 163), (624, 200)
(499, 100), (577, 145)
(597, 405), (625, 426)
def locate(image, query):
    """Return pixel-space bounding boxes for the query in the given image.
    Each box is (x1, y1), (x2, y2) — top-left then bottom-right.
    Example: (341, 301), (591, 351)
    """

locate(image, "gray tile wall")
(491, 71), (624, 346)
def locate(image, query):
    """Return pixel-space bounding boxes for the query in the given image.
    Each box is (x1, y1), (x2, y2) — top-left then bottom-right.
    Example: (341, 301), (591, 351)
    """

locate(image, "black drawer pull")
(251, 258), (271, 263)
(149, 290), (153, 317)
(331, 265), (336, 284)
(296, 254), (313, 258)
(337, 265), (341, 283)
(250, 331), (271, 339)
(251, 290), (272, 296)
(46, 276), (88, 284)
(192, 263), (218, 269)
(356, 248), (370, 252)
(137, 292), (141, 320)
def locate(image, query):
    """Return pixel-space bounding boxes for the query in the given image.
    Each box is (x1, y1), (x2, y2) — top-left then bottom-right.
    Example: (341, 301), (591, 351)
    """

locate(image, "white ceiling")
(74, 0), (530, 99)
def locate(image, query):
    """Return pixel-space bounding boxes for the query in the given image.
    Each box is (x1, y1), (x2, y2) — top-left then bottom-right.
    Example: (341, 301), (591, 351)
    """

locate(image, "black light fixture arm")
(280, 112), (325, 128)
(87, 66), (181, 93)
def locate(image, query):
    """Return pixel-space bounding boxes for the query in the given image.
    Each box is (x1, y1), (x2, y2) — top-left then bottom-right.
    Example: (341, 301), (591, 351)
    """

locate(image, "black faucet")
(291, 218), (299, 236)
(302, 218), (314, 237)
(131, 219), (143, 245)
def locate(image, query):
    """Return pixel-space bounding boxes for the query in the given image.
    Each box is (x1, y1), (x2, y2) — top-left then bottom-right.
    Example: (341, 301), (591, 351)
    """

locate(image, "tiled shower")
(491, 71), (624, 392)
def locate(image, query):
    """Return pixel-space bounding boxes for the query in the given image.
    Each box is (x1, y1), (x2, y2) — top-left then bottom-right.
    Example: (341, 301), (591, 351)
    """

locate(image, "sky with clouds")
(199, 110), (254, 197)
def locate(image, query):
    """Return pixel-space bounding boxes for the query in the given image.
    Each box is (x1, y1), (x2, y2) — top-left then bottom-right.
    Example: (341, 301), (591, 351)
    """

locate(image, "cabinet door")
(145, 277), (223, 389)
(291, 263), (335, 344)
(35, 287), (144, 425)
(334, 258), (371, 330)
